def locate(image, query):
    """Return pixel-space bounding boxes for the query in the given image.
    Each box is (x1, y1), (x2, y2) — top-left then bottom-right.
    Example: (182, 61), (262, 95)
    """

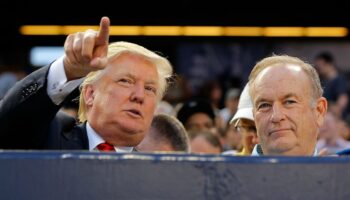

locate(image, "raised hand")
(63, 17), (110, 81)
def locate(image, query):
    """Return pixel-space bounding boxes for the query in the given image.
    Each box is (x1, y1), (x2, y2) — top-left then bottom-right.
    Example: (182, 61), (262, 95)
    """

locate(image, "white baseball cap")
(229, 83), (254, 125)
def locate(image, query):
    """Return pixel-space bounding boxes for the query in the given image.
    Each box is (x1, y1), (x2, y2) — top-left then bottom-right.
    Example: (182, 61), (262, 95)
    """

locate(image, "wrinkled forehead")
(108, 52), (156, 70)
(101, 53), (159, 84)
(107, 52), (154, 67)
(257, 64), (302, 80)
(251, 64), (312, 97)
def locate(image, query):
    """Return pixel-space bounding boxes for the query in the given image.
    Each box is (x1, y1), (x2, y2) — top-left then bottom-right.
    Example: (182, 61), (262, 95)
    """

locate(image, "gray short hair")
(248, 55), (323, 104)
(150, 114), (190, 152)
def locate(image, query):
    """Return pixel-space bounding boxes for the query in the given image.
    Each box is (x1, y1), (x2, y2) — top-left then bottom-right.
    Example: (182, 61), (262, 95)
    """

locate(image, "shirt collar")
(86, 122), (134, 152)
(251, 144), (263, 156)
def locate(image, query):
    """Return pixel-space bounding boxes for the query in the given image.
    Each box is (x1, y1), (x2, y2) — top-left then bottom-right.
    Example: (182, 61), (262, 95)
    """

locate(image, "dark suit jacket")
(0, 65), (89, 149)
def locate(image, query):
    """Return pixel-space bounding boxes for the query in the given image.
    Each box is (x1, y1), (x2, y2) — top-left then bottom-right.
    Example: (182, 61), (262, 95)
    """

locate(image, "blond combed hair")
(248, 55), (323, 103)
(78, 41), (173, 122)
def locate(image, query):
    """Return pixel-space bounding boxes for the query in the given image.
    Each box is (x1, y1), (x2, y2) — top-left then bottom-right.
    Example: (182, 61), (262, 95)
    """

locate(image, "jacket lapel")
(61, 123), (89, 150)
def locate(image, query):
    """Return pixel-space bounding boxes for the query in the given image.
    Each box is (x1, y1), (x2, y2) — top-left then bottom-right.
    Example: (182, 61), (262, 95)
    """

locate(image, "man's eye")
(145, 86), (157, 94)
(119, 78), (132, 84)
(258, 103), (271, 110)
(285, 100), (296, 105)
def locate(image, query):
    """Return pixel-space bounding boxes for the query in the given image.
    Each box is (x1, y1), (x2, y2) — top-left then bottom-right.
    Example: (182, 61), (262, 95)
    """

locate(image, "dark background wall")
(1, 0), (350, 68)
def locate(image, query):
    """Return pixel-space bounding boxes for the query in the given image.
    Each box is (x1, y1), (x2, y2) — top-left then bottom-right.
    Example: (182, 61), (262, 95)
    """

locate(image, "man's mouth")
(126, 109), (142, 117)
(269, 128), (291, 136)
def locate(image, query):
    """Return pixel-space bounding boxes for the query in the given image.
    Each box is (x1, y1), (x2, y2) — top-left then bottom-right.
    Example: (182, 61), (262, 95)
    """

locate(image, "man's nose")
(130, 83), (145, 104)
(271, 104), (285, 123)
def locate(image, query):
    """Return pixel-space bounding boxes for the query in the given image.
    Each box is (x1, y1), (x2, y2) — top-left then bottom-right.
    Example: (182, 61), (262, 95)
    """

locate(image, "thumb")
(90, 57), (108, 68)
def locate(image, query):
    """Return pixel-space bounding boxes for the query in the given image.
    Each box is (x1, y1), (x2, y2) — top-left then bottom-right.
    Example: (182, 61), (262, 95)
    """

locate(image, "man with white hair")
(249, 55), (327, 156)
(0, 17), (173, 151)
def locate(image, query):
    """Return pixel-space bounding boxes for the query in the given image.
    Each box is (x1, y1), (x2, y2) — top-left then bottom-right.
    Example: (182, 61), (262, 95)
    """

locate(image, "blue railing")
(0, 151), (350, 200)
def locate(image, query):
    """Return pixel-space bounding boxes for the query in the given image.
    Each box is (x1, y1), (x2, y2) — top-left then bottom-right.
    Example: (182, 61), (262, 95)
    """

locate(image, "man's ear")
(316, 97), (328, 127)
(83, 85), (95, 106)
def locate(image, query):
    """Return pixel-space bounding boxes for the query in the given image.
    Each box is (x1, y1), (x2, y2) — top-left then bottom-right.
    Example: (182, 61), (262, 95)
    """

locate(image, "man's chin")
(107, 131), (145, 147)
(120, 125), (143, 135)
(267, 144), (297, 155)
(266, 140), (296, 155)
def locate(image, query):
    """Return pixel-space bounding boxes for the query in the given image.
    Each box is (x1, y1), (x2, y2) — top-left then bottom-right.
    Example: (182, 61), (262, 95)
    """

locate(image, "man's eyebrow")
(145, 79), (157, 85)
(283, 93), (298, 99)
(123, 73), (136, 79)
(254, 93), (299, 104)
(114, 72), (135, 80)
(122, 72), (158, 85)
(254, 96), (270, 104)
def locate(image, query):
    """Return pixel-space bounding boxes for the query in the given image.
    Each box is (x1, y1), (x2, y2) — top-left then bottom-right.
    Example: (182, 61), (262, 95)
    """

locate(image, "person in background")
(190, 131), (223, 154)
(136, 114), (190, 152)
(176, 99), (216, 132)
(219, 88), (240, 124)
(220, 120), (242, 153)
(316, 112), (350, 155)
(197, 80), (226, 130)
(198, 80), (223, 112)
(155, 100), (174, 115)
(314, 52), (348, 119)
(249, 55), (327, 156)
(223, 83), (258, 155)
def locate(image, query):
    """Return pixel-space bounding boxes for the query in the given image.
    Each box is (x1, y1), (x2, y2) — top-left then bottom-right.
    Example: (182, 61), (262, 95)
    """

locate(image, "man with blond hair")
(249, 55), (327, 156)
(0, 17), (173, 151)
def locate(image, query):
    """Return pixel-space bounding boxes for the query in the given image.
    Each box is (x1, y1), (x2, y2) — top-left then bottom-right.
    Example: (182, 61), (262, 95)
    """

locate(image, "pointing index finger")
(96, 16), (110, 45)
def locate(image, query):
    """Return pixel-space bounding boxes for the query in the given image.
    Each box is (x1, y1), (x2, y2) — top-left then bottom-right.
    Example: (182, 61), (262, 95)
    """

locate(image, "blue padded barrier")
(0, 151), (350, 200)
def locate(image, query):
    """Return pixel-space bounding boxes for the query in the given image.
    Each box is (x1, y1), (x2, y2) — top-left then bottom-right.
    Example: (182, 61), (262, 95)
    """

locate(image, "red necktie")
(96, 142), (115, 152)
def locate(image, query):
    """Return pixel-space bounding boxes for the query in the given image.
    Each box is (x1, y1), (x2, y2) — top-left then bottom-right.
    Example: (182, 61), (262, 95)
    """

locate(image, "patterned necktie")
(96, 142), (115, 152)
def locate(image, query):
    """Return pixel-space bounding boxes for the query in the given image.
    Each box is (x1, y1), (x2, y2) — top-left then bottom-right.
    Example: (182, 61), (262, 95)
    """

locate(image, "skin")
(64, 17), (110, 81)
(84, 53), (159, 146)
(235, 119), (258, 153)
(225, 123), (243, 150)
(319, 113), (337, 141)
(136, 127), (175, 152)
(251, 64), (327, 156)
(185, 113), (214, 131)
(190, 135), (221, 154)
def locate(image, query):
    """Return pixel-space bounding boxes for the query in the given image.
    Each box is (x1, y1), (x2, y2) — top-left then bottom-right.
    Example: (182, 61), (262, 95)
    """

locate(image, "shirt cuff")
(47, 56), (84, 105)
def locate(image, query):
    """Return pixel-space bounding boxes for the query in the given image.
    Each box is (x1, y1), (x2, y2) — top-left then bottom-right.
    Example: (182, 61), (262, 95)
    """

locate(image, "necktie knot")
(97, 142), (115, 152)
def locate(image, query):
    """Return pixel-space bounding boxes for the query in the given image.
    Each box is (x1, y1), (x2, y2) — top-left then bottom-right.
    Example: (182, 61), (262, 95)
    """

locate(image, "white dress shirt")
(86, 123), (134, 152)
(47, 56), (84, 105)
